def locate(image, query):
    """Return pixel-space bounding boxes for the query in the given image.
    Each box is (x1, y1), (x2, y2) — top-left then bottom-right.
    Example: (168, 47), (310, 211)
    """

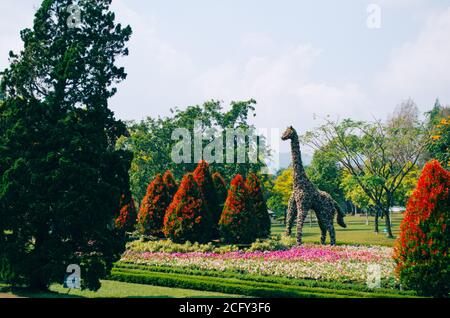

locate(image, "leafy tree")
(219, 175), (255, 244)
(117, 100), (269, 201)
(212, 172), (227, 214)
(163, 173), (213, 243)
(138, 174), (170, 237)
(394, 160), (450, 297)
(0, 0), (132, 290)
(246, 173), (271, 239)
(193, 161), (220, 225)
(429, 116), (450, 169)
(115, 194), (137, 232)
(304, 101), (428, 238)
(163, 170), (178, 202)
(266, 168), (293, 221)
(305, 147), (345, 208)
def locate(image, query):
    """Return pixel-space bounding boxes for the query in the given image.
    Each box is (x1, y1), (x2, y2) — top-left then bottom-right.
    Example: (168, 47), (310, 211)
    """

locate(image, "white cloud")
(194, 43), (368, 135)
(0, 1), (40, 71)
(377, 8), (450, 105)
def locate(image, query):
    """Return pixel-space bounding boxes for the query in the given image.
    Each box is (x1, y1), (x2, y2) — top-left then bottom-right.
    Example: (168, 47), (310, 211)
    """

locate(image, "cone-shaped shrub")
(163, 173), (213, 243)
(115, 194), (137, 232)
(193, 161), (220, 224)
(163, 170), (178, 201)
(138, 174), (170, 236)
(246, 173), (271, 239)
(219, 175), (256, 244)
(212, 172), (227, 213)
(394, 160), (450, 297)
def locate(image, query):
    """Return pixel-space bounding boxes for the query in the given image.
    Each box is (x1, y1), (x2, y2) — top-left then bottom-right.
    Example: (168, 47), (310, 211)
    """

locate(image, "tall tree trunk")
(374, 208), (379, 233)
(384, 209), (394, 238)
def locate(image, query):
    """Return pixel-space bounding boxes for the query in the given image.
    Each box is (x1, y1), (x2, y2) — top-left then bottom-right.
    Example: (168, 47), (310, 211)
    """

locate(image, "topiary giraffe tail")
(335, 202), (347, 228)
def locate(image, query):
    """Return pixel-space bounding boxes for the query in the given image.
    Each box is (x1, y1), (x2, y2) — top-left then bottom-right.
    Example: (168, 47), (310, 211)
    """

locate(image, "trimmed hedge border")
(115, 262), (417, 297)
(110, 266), (418, 298)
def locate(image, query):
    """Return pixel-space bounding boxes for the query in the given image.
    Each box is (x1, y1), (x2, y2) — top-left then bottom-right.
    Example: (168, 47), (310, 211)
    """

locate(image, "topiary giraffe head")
(281, 126), (297, 141)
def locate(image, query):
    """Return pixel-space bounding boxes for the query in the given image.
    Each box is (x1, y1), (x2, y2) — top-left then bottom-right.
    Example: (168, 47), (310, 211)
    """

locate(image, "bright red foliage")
(137, 174), (170, 236)
(193, 161), (220, 224)
(219, 174), (256, 244)
(163, 170), (178, 201)
(246, 173), (271, 239)
(163, 173), (213, 243)
(394, 160), (450, 296)
(115, 194), (137, 232)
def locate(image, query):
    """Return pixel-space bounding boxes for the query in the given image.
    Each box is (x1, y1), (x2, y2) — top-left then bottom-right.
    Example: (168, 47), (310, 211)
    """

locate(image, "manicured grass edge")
(110, 267), (417, 298)
(115, 262), (416, 297)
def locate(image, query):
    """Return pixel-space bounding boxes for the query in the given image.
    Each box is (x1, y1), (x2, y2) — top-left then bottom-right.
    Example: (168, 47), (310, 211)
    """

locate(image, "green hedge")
(115, 262), (416, 296)
(110, 266), (418, 298)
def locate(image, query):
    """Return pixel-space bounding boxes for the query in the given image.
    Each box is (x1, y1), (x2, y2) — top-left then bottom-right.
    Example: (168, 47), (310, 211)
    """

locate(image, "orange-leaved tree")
(115, 194), (137, 232)
(163, 170), (178, 202)
(219, 175), (256, 244)
(246, 173), (271, 239)
(163, 173), (213, 243)
(137, 174), (170, 236)
(394, 160), (450, 297)
(193, 161), (220, 224)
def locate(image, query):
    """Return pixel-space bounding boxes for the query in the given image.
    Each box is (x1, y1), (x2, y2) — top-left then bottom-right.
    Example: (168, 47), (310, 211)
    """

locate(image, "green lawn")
(0, 280), (241, 298)
(272, 213), (403, 246)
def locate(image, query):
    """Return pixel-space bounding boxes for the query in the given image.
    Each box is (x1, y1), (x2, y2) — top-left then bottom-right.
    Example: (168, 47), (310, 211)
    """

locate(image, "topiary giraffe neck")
(290, 131), (307, 182)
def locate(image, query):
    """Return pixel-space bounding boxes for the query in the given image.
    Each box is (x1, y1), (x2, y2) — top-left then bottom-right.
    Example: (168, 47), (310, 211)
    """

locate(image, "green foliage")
(246, 173), (271, 239)
(212, 172), (228, 214)
(304, 102), (427, 237)
(117, 99), (268, 201)
(428, 108), (450, 169)
(110, 265), (417, 298)
(267, 168), (293, 215)
(0, 0), (132, 291)
(126, 240), (239, 254)
(306, 148), (345, 207)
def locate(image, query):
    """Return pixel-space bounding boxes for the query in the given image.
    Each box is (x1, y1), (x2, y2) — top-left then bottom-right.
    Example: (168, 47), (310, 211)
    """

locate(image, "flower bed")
(122, 244), (397, 285)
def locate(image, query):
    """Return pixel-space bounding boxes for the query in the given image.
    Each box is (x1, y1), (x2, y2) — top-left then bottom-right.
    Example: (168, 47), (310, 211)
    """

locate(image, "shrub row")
(111, 264), (418, 298)
(136, 162), (271, 244)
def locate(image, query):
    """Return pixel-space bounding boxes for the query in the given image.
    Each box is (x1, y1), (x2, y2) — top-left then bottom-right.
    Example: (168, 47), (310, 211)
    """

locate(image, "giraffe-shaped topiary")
(282, 126), (346, 245)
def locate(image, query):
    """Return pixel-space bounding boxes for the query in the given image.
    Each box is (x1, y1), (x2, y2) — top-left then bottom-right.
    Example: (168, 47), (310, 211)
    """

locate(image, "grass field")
(272, 213), (403, 247)
(0, 280), (240, 298)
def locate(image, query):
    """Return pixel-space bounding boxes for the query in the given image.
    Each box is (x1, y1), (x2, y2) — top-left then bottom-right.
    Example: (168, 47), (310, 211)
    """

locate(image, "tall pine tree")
(0, 0), (132, 291)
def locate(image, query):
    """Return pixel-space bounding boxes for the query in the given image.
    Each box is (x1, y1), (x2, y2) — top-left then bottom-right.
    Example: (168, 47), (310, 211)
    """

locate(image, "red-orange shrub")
(219, 175), (256, 244)
(137, 174), (170, 236)
(115, 194), (137, 232)
(163, 173), (213, 243)
(163, 170), (178, 201)
(193, 161), (220, 224)
(394, 160), (450, 297)
(246, 173), (271, 239)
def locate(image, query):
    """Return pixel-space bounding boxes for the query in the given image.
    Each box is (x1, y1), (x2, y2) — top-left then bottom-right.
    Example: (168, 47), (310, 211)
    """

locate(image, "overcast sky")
(1, 0), (450, 155)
